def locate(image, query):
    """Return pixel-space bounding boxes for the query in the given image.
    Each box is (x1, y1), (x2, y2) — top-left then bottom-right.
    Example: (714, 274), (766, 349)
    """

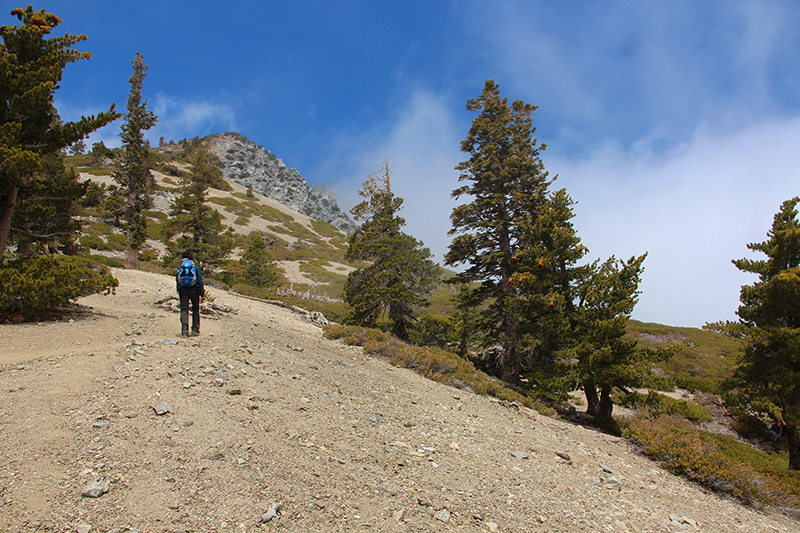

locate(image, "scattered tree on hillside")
(239, 234), (278, 288)
(162, 143), (233, 267)
(68, 138), (86, 155)
(90, 141), (115, 168)
(0, 6), (119, 262)
(101, 185), (125, 228)
(115, 52), (157, 270)
(344, 166), (438, 340)
(709, 197), (800, 470)
(445, 79), (552, 382)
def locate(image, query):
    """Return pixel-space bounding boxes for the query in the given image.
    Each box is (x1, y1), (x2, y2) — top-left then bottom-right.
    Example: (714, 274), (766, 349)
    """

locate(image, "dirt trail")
(0, 268), (797, 533)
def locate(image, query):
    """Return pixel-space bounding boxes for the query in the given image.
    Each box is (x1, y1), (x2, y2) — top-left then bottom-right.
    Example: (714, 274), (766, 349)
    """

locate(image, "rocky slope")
(204, 132), (357, 233)
(0, 269), (797, 533)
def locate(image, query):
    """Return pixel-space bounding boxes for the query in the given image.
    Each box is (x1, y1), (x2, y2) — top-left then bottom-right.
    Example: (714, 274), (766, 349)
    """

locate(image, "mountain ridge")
(199, 132), (358, 233)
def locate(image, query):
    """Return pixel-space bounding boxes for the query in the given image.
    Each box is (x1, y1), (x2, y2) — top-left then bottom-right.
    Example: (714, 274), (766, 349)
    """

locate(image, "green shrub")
(79, 234), (107, 251)
(615, 390), (712, 423)
(621, 415), (800, 508)
(0, 256), (119, 320)
(159, 163), (183, 177)
(88, 254), (124, 269)
(105, 233), (127, 251)
(138, 249), (158, 262)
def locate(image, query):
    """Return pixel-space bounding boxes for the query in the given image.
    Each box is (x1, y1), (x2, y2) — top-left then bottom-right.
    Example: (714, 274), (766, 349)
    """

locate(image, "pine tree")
(570, 254), (651, 418)
(240, 234), (278, 288)
(163, 143), (233, 267)
(510, 189), (590, 398)
(710, 198), (800, 469)
(0, 6), (119, 262)
(115, 52), (157, 270)
(445, 80), (552, 382)
(344, 167), (438, 340)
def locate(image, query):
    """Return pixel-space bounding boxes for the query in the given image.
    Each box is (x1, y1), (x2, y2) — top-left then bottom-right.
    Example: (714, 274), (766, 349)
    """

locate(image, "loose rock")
(81, 480), (109, 498)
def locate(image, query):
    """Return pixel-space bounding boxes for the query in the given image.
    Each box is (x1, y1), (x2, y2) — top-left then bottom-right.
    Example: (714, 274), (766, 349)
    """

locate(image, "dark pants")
(179, 287), (201, 335)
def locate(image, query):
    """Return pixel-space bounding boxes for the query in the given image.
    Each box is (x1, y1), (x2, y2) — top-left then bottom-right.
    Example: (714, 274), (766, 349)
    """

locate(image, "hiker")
(176, 251), (205, 337)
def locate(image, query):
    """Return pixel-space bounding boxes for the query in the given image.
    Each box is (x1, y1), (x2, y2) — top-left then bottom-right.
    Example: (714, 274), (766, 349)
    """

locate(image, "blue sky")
(28, 0), (800, 327)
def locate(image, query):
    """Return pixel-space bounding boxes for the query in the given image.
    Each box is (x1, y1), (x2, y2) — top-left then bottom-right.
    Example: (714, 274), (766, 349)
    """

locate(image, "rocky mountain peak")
(205, 132), (357, 233)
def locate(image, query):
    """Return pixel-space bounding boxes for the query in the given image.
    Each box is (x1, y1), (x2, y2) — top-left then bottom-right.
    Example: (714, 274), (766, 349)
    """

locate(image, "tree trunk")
(498, 339), (523, 383)
(585, 383), (614, 418)
(585, 383), (600, 416)
(0, 188), (19, 264)
(125, 242), (139, 270)
(598, 385), (614, 418)
(787, 424), (800, 470)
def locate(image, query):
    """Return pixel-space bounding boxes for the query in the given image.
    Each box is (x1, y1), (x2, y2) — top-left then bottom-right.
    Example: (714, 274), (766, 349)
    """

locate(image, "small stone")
(214, 378), (225, 387)
(555, 450), (571, 461)
(600, 463), (621, 477)
(153, 402), (171, 416)
(484, 522), (499, 532)
(164, 338), (178, 345)
(434, 508), (451, 522)
(81, 480), (109, 498)
(91, 420), (109, 429)
(260, 502), (284, 523)
(75, 524), (91, 533)
(392, 509), (404, 521)
(227, 389), (242, 395)
(510, 450), (529, 459)
(599, 475), (622, 491)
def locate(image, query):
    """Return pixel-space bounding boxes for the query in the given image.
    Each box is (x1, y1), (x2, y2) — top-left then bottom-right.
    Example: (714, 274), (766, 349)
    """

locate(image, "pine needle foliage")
(162, 142), (234, 268)
(445, 79), (552, 382)
(708, 197), (800, 470)
(0, 255), (118, 320)
(344, 170), (438, 341)
(0, 6), (119, 261)
(115, 52), (157, 270)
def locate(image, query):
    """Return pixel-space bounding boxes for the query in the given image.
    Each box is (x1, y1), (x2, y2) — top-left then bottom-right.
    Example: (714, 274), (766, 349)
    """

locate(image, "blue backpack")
(177, 259), (198, 288)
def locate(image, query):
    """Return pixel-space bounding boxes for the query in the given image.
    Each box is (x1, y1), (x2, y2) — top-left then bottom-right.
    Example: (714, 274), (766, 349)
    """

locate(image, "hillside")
(1, 269), (797, 532)
(73, 147), (358, 301)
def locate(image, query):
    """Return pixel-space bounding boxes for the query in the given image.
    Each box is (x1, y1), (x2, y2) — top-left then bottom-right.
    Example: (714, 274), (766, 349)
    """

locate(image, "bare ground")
(0, 269), (797, 533)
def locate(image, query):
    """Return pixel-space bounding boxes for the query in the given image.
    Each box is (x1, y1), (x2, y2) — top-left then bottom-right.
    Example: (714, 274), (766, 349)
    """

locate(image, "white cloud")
(549, 117), (800, 327)
(330, 89), (463, 264)
(150, 94), (237, 142)
(462, 1), (800, 154)
(55, 94), (238, 149)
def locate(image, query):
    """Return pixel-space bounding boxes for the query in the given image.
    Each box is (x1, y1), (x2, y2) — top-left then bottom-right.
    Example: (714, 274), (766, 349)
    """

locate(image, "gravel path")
(0, 268), (797, 533)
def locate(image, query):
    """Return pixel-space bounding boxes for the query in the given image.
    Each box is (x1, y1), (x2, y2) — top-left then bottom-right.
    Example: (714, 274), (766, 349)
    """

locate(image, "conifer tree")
(445, 80), (551, 382)
(240, 234), (278, 288)
(710, 198), (800, 469)
(570, 253), (651, 418)
(0, 6), (119, 262)
(344, 168), (438, 340)
(510, 189), (590, 396)
(12, 152), (86, 255)
(115, 52), (157, 270)
(162, 143), (233, 267)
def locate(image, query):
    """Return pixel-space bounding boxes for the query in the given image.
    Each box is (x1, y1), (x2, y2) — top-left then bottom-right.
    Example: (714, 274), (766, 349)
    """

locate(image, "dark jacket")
(176, 259), (205, 298)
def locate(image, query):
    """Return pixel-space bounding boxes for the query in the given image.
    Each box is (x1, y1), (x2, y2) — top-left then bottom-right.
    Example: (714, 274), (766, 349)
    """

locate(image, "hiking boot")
(190, 330), (200, 337)
(182, 332), (189, 338)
